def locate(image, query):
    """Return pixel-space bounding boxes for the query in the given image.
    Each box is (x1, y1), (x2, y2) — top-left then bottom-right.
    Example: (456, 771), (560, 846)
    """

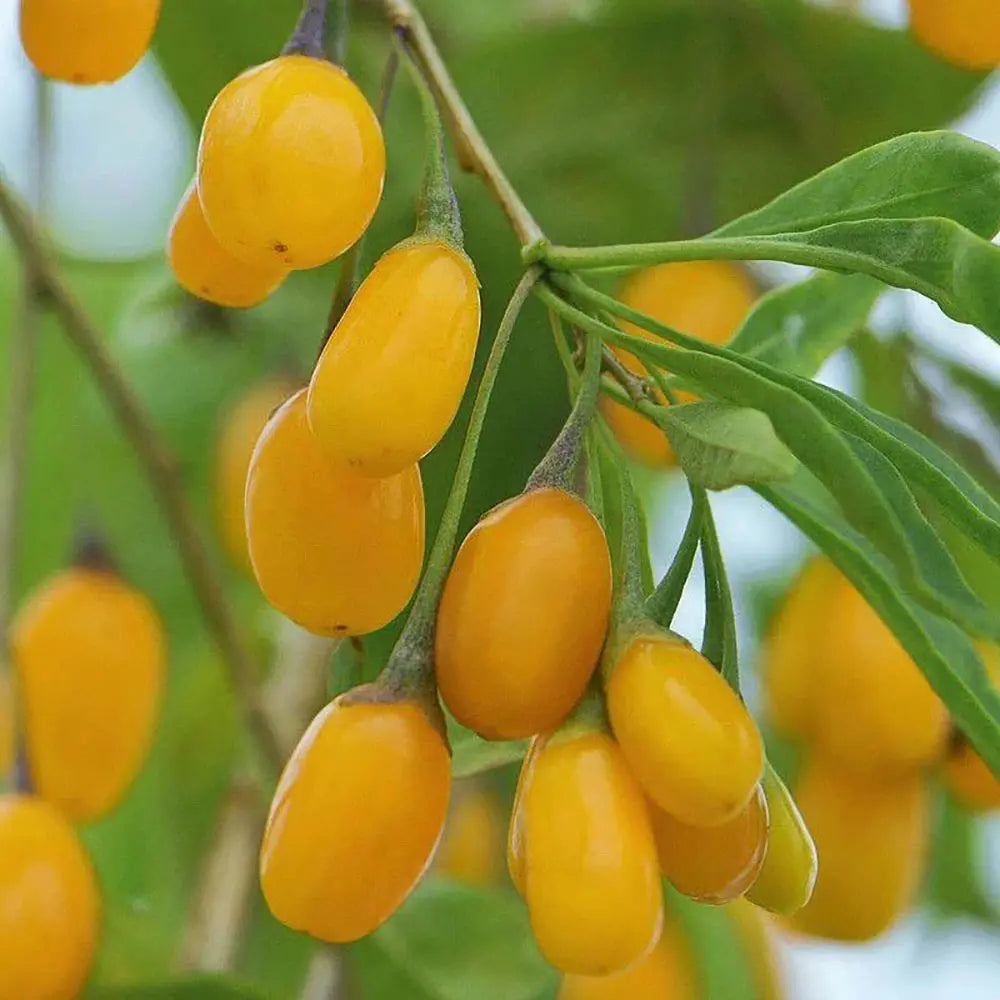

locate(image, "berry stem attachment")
(398, 37), (463, 249)
(282, 0), (332, 61)
(0, 177), (284, 779)
(378, 268), (542, 707)
(378, 0), (545, 251)
(526, 331), (602, 496)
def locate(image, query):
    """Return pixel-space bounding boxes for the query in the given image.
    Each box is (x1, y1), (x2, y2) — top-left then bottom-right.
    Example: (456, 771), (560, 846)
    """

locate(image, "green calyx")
(525, 331), (602, 497)
(548, 679), (610, 747)
(400, 39), (464, 251)
(282, 0), (347, 63)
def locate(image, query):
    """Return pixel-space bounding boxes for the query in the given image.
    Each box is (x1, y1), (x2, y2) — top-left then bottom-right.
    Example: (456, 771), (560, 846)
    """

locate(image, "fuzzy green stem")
(526, 331), (601, 495)
(646, 487), (705, 628)
(380, 267), (541, 696)
(399, 38), (463, 248)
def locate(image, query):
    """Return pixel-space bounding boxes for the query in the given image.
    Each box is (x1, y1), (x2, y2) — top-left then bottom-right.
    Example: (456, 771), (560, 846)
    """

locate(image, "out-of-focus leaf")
(728, 272), (881, 376)
(351, 880), (558, 1000)
(450, 723), (530, 778)
(659, 402), (797, 490)
(89, 976), (273, 1000)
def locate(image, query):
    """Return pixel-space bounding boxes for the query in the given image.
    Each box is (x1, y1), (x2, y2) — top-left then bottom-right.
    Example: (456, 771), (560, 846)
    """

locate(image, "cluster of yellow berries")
(0, 557), (165, 1000)
(764, 557), (1000, 941)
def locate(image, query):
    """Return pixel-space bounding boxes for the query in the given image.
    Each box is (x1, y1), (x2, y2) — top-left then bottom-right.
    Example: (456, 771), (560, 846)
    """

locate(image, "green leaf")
(844, 435), (1000, 640)
(657, 402), (797, 490)
(755, 480), (1000, 775)
(728, 272), (882, 376)
(716, 131), (1000, 239)
(699, 497), (740, 691)
(646, 486), (705, 628)
(350, 880), (557, 1000)
(90, 976), (272, 1000)
(450, 722), (530, 778)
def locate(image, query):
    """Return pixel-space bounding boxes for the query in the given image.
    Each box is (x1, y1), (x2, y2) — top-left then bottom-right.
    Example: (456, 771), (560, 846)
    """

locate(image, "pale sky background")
(0, 0), (998, 996)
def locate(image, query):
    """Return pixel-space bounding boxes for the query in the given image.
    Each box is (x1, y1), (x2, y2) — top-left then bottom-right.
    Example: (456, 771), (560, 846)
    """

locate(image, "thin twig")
(0, 177), (284, 776)
(377, 0), (545, 249)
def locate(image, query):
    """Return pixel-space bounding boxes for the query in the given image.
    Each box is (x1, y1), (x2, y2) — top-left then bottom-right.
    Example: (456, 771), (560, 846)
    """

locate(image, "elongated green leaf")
(716, 131), (1000, 239)
(90, 978), (272, 1000)
(845, 435), (1000, 640)
(755, 481), (1000, 775)
(450, 724), (529, 778)
(939, 357), (1000, 418)
(728, 272), (882, 376)
(699, 498), (740, 691)
(646, 487), (705, 627)
(657, 402), (797, 490)
(351, 881), (557, 1000)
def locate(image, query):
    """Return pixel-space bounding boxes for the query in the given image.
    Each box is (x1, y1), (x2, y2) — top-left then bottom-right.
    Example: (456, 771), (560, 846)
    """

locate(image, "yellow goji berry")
(790, 753), (930, 942)
(813, 570), (948, 775)
(522, 730), (663, 976)
(600, 261), (756, 467)
(308, 240), (481, 476)
(0, 674), (13, 780)
(260, 691), (450, 943)
(168, 183), (286, 309)
(11, 567), (165, 823)
(214, 378), (297, 572)
(0, 794), (101, 1000)
(245, 389), (425, 636)
(606, 633), (764, 827)
(434, 783), (504, 887)
(198, 54), (385, 270)
(557, 917), (698, 1000)
(761, 556), (841, 739)
(435, 488), (612, 740)
(910, 0), (1000, 70)
(20, 0), (160, 84)
(747, 767), (817, 916)
(651, 783), (768, 905)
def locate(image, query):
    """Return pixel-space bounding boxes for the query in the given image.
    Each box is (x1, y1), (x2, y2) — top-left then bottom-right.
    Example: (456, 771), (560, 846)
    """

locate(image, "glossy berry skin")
(813, 570), (948, 775)
(0, 794), (101, 1000)
(168, 184), (286, 309)
(11, 568), (165, 823)
(600, 261), (756, 466)
(910, 0), (1000, 70)
(245, 390), (425, 637)
(214, 379), (296, 572)
(260, 693), (451, 943)
(747, 768), (817, 916)
(308, 241), (481, 476)
(434, 784), (504, 887)
(607, 634), (764, 827)
(522, 730), (663, 976)
(790, 753), (930, 942)
(762, 557), (840, 739)
(198, 55), (385, 270)
(651, 783), (768, 905)
(436, 488), (612, 740)
(557, 919), (698, 1000)
(20, 0), (160, 84)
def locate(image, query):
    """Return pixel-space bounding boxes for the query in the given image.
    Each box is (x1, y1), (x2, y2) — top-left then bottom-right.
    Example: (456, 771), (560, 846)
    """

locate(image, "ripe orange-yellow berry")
(260, 691), (451, 943)
(747, 767), (817, 916)
(790, 753), (930, 942)
(434, 784), (504, 887)
(308, 240), (481, 476)
(198, 55), (385, 270)
(522, 730), (663, 976)
(214, 379), (296, 572)
(436, 488), (612, 740)
(168, 183), (286, 309)
(245, 389), (425, 636)
(11, 567), (165, 823)
(607, 633), (764, 827)
(600, 261), (756, 466)
(20, 0), (160, 84)
(812, 569), (948, 775)
(910, 0), (1000, 70)
(0, 794), (101, 1000)
(651, 783), (768, 905)
(0, 674), (13, 779)
(557, 918), (698, 1000)
(761, 557), (841, 739)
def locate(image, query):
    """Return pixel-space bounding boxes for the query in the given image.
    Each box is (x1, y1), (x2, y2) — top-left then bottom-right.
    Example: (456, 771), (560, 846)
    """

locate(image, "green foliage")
(91, 977), (273, 1000)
